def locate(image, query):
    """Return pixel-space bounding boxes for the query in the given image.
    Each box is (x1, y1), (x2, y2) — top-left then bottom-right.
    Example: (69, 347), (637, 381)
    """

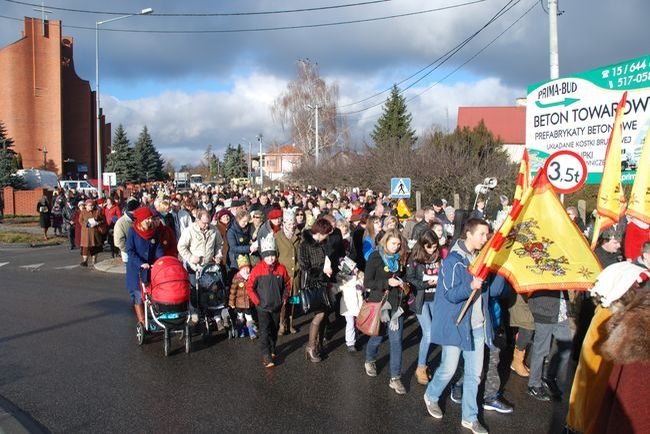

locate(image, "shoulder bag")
(356, 293), (388, 336)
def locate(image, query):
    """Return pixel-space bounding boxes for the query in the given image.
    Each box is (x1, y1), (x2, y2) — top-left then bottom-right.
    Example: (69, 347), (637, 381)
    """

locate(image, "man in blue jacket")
(423, 218), (505, 434)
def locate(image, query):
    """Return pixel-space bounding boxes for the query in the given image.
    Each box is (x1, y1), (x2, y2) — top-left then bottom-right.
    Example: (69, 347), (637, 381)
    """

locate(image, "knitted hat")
(236, 254), (251, 269)
(215, 208), (231, 222)
(283, 208), (296, 223)
(133, 207), (154, 223)
(260, 233), (277, 257)
(267, 208), (283, 220)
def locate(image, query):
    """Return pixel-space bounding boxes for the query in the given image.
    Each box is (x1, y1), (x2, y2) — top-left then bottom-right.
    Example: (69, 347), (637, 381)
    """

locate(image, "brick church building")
(0, 17), (110, 179)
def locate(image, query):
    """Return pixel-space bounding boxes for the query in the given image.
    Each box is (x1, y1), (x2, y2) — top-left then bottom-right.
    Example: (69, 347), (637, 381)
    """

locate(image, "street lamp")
(95, 7), (153, 197)
(37, 145), (48, 169)
(242, 137), (252, 184)
(256, 134), (264, 189)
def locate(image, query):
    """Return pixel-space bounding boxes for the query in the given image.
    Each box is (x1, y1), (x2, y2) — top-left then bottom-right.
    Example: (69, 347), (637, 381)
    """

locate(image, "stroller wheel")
(163, 329), (171, 357)
(136, 322), (145, 346)
(185, 325), (191, 354)
(201, 320), (211, 343)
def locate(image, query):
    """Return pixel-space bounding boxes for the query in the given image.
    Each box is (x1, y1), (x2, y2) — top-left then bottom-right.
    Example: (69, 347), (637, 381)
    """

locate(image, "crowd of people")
(35, 180), (650, 434)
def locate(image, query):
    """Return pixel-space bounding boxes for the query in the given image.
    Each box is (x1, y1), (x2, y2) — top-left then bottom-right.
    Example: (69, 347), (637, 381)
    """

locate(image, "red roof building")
(262, 144), (302, 181)
(457, 105), (526, 161)
(0, 17), (110, 179)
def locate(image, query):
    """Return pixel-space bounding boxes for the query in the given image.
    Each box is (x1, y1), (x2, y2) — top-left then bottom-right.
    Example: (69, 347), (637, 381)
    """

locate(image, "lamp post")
(307, 104), (321, 165)
(38, 145), (48, 169)
(95, 7), (153, 197)
(256, 134), (264, 189)
(242, 137), (252, 184)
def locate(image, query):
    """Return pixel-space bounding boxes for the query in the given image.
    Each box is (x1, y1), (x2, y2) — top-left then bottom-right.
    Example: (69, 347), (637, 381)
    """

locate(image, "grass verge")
(0, 232), (61, 245)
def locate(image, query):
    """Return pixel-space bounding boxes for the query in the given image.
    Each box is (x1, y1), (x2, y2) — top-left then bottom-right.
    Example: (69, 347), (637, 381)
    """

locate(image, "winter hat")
(283, 208), (296, 223)
(267, 208), (283, 221)
(216, 208), (231, 222)
(133, 207), (154, 224)
(236, 254), (251, 270)
(590, 262), (650, 307)
(126, 198), (140, 212)
(84, 199), (94, 206)
(260, 233), (277, 258)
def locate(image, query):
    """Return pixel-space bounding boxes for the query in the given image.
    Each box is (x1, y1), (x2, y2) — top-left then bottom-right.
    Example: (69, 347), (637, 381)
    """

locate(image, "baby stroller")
(193, 264), (237, 342)
(137, 256), (192, 356)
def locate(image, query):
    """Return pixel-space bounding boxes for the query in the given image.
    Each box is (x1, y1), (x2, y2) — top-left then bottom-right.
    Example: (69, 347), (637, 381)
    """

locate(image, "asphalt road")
(0, 244), (570, 433)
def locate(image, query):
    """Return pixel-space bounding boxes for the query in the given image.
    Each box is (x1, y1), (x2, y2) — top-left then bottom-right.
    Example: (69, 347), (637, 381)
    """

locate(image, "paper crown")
(236, 254), (251, 269)
(260, 233), (277, 257)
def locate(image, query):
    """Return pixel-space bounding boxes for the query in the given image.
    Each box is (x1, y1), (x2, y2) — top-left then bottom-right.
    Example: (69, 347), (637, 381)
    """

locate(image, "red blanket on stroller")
(150, 256), (190, 305)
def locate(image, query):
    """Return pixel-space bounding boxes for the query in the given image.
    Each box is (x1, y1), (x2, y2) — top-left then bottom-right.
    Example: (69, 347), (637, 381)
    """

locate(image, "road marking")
(20, 263), (45, 271)
(0, 262), (9, 268)
(54, 264), (80, 270)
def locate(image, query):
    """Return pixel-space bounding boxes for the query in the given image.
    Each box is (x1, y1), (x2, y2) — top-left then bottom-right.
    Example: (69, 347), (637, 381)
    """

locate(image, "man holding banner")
(423, 218), (507, 434)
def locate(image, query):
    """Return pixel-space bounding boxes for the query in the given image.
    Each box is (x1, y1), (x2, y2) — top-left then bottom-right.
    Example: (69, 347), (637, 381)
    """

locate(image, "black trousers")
(257, 308), (280, 358)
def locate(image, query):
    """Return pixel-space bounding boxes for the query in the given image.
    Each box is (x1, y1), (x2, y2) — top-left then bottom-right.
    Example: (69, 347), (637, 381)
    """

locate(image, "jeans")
(528, 320), (573, 389)
(365, 316), (404, 378)
(416, 300), (435, 366)
(426, 327), (485, 423)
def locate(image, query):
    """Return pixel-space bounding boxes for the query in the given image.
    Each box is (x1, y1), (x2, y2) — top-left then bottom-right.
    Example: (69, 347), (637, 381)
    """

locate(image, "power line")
(1, 0), (393, 16)
(338, 0), (522, 115)
(1, 1), (487, 34)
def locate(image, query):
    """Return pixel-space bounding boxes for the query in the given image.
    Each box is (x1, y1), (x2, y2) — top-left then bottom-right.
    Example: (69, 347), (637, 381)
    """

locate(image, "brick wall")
(2, 187), (51, 216)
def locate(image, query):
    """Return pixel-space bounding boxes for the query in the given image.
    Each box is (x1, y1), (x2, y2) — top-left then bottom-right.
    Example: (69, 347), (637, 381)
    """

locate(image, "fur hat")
(260, 233), (277, 257)
(236, 254), (251, 269)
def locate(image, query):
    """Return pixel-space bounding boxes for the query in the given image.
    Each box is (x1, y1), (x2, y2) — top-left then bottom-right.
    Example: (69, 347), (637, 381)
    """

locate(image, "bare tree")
(272, 59), (344, 159)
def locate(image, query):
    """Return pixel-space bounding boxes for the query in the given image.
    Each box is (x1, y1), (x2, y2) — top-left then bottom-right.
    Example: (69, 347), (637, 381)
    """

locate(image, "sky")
(1, 0), (648, 167)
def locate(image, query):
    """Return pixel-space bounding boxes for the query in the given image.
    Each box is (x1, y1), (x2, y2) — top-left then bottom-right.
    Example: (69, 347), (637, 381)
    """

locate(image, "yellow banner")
(627, 126), (650, 223)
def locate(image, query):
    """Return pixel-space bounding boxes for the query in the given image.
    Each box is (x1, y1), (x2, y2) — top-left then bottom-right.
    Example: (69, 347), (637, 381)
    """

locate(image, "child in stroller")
(194, 263), (237, 341)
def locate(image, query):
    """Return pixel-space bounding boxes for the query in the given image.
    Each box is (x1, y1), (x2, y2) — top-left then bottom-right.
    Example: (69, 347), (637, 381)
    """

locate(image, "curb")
(0, 395), (50, 434)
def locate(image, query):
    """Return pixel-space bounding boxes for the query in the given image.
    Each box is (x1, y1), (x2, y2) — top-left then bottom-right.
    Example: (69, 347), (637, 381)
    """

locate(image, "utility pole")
(548, 0), (559, 79)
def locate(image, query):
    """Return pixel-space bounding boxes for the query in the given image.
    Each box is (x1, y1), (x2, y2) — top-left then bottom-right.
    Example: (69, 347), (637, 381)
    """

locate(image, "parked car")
(59, 180), (98, 195)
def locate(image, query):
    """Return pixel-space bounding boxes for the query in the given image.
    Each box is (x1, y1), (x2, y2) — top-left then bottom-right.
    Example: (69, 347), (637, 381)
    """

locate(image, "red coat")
(624, 220), (650, 261)
(246, 260), (290, 312)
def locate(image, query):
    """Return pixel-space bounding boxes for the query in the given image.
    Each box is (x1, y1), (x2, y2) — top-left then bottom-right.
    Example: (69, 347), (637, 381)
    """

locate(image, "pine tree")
(105, 124), (137, 183)
(133, 126), (165, 182)
(0, 121), (25, 188)
(370, 84), (417, 149)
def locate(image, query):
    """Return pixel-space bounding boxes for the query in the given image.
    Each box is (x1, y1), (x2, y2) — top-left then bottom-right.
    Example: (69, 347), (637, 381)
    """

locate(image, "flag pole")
(456, 288), (479, 326)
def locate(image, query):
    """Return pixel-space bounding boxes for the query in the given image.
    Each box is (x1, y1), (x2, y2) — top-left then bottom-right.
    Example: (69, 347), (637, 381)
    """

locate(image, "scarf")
(133, 222), (157, 240)
(379, 246), (400, 273)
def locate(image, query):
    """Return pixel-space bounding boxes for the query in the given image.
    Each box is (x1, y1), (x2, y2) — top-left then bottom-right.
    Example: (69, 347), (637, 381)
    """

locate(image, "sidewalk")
(94, 257), (126, 274)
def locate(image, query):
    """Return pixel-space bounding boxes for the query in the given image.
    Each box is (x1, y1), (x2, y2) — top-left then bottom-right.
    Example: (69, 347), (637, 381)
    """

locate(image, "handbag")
(300, 280), (331, 313)
(356, 293), (388, 337)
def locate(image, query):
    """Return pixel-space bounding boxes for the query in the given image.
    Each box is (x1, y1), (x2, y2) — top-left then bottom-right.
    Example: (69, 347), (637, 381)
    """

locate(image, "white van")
(59, 180), (98, 195)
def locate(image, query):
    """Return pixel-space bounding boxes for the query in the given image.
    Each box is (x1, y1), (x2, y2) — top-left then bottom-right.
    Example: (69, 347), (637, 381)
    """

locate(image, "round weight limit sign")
(543, 150), (588, 194)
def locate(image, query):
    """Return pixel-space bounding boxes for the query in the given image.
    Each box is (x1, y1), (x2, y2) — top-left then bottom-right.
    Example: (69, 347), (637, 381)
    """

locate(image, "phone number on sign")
(617, 71), (650, 87)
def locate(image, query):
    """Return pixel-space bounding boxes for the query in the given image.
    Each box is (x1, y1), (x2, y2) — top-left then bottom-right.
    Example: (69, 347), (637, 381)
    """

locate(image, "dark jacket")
(527, 290), (570, 324)
(428, 240), (507, 351)
(405, 258), (440, 314)
(246, 260), (290, 312)
(299, 230), (329, 287)
(411, 220), (431, 242)
(595, 246), (622, 268)
(226, 221), (253, 270)
(363, 250), (406, 315)
(125, 227), (164, 294)
(325, 227), (346, 279)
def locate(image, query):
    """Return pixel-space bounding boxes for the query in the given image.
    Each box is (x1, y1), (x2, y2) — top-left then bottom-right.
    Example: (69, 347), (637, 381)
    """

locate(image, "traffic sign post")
(390, 178), (411, 199)
(542, 150), (587, 194)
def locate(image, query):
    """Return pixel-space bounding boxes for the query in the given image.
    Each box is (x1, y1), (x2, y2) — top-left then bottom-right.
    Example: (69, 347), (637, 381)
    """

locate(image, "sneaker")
(262, 356), (275, 368)
(542, 377), (563, 400)
(527, 385), (551, 402)
(389, 377), (407, 395)
(483, 397), (513, 414)
(461, 419), (488, 434)
(347, 345), (358, 353)
(423, 394), (443, 419)
(364, 361), (377, 377)
(450, 384), (462, 404)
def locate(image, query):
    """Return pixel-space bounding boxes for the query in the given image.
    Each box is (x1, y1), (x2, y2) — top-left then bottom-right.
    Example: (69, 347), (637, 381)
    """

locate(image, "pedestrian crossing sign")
(390, 177), (411, 198)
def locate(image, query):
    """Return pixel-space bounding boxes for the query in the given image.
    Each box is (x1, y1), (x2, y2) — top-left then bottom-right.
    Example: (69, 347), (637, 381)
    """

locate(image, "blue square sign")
(390, 178), (411, 198)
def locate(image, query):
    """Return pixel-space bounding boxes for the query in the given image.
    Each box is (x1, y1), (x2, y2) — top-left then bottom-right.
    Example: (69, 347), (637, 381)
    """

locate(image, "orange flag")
(591, 92), (628, 248)
(512, 148), (530, 209)
(626, 126), (650, 224)
(469, 166), (602, 293)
